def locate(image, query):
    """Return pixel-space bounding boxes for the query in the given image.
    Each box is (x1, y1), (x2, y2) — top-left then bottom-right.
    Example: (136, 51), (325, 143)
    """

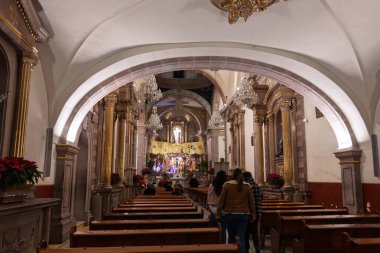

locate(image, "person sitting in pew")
(144, 183), (156, 195)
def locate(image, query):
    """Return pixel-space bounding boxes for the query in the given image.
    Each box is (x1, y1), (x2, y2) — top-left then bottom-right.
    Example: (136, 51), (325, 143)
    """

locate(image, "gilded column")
(126, 117), (133, 168)
(281, 99), (293, 187)
(255, 116), (265, 185)
(268, 114), (275, 173)
(117, 112), (127, 185)
(238, 111), (245, 170)
(101, 93), (117, 188)
(10, 56), (34, 157)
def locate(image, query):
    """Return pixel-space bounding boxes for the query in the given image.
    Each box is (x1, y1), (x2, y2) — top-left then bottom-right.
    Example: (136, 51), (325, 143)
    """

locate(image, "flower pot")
(0, 184), (33, 204)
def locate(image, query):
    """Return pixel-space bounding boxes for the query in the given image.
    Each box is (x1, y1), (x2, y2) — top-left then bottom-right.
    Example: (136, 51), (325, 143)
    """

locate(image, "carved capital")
(280, 99), (293, 112)
(104, 93), (117, 108)
(255, 116), (265, 125)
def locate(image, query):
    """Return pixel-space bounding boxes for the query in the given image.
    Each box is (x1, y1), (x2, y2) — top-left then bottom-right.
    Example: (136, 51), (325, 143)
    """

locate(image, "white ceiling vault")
(34, 0), (380, 148)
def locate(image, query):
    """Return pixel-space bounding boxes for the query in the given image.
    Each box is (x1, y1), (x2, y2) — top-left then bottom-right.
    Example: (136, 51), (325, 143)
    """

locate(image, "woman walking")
(217, 168), (256, 253)
(207, 170), (228, 243)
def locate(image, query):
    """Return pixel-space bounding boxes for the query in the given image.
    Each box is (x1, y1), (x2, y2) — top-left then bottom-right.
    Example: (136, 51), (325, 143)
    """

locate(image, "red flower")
(0, 157), (43, 187)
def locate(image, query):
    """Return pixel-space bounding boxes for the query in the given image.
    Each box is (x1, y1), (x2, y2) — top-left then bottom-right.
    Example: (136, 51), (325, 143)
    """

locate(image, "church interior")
(0, 1), (380, 252)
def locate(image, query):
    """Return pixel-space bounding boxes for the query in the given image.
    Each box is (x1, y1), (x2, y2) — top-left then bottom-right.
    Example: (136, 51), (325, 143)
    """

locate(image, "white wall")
(24, 62), (49, 183)
(244, 108), (255, 175)
(304, 99), (341, 182)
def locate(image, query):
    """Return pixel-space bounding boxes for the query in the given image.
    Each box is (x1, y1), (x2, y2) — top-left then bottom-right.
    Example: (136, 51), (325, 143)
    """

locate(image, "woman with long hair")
(207, 170), (228, 242)
(217, 168), (256, 253)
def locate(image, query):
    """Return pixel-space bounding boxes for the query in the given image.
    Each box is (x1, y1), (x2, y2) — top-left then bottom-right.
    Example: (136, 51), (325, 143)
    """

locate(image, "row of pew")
(187, 187), (380, 253)
(261, 197), (380, 253)
(38, 190), (239, 253)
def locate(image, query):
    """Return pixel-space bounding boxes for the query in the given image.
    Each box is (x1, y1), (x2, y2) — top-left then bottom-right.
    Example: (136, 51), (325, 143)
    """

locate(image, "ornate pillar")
(280, 99), (293, 188)
(264, 117), (270, 176)
(255, 116), (265, 185)
(50, 144), (79, 243)
(290, 99), (299, 186)
(10, 56), (34, 157)
(117, 112), (127, 185)
(101, 93), (117, 189)
(334, 149), (364, 214)
(136, 122), (146, 173)
(268, 114), (275, 173)
(238, 111), (245, 170)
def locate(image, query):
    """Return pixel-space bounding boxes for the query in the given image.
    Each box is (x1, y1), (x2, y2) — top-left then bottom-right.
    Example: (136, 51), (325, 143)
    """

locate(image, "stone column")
(290, 100), (299, 186)
(50, 144), (79, 243)
(264, 117), (270, 176)
(238, 111), (245, 170)
(10, 56), (34, 157)
(101, 94), (117, 189)
(334, 149), (364, 214)
(268, 114), (275, 174)
(280, 99), (293, 188)
(117, 112), (127, 185)
(136, 122), (146, 173)
(255, 116), (265, 185)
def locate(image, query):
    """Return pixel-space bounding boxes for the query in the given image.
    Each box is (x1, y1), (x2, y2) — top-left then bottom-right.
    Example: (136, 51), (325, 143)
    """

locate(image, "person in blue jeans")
(207, 170), (227, 243)
(217, 169), (256, 253)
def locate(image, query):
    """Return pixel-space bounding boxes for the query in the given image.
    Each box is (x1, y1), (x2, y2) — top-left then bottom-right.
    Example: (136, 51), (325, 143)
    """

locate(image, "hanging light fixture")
(146, 106), (163, 130)
(208, 110), (224, 129)
(135, 75), (162, 103)
(210, 0), (274, 24)
(234, 73), (259, 108)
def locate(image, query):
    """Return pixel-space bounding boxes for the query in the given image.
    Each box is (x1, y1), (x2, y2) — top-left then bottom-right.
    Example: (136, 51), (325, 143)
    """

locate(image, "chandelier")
(234, 74), (258, 108)
(208, 110), (224, 129)
(135, 75), (162, 103)
(211, 0), (270, 24)
(146, 106), (163, 130)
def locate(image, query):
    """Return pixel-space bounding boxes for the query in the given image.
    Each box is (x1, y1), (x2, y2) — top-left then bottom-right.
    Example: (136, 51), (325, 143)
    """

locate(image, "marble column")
(101, 94), (117, 189)
(117, 112), (127, 185)
(50, 144), (79, 243)
(264, 117), (270, 176)
(334, 149), (364, 214)
(281, 99), (293, 187)
(255, 116), (265, 186)
(10, 56), (34, 157)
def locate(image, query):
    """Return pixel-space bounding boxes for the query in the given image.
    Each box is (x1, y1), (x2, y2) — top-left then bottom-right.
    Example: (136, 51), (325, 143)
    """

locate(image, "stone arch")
(55, 48), (365, 153)
(158, 107), (203, 132)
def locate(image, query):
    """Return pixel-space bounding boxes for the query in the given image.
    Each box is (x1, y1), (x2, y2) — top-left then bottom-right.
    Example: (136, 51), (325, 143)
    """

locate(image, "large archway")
(56, 49), (366, 153)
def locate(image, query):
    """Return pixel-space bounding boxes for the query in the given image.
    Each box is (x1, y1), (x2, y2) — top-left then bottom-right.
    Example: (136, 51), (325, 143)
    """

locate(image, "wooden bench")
(261, 208), (348, 247)
(262, 205), (324, 210)
(38, 243), (239, 253)
(262, 202), (305, 206)
(134, 195), (186, 199)
(119, 203), (194, 207)
(292, 223), (380, 253)
(187, 188), (208, 208)
(271, 214), (380, 253)
(90, 218), (210, 230)
(103, 211), (204, 220)
(112, 206), (197, 213)
(70, 226), (220, 247)
(126, 199), (190, 203)
(342, 232), (380, 253)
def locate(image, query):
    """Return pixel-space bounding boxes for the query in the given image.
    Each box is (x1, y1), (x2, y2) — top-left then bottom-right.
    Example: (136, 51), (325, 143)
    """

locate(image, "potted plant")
(0, 157), (43, 203)
(266, 173), (284, 188)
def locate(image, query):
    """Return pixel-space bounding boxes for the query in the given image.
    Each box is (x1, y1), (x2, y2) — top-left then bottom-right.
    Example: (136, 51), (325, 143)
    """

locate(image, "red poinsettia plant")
(0, 157), (43, 186)
(267, 173), (284, 187)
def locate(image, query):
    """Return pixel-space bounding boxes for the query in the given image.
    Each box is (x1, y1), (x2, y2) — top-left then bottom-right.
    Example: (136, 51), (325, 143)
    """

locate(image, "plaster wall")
(244, 108), (255, 175)
(25, 63), (49, 183)
(304, 99), (341, 182)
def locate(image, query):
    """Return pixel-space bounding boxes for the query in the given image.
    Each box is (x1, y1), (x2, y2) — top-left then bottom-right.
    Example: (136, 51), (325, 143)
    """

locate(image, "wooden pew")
(112, 206), (197, 213)
(187, 187), (208, 208)
(271, 214), (380, 253)
(38, 243), (239, 253)
(126, 199), (190, 203)
(90, 218), (210, 230)
(261, 208), (348, 247)
(342, 232), (380, 253)
(119, 203), (193, 207)
(103, 211), (204, 220)
(262, 202), (305, 206)
(292, 223), (380, 253)
(262, 200), (289, 203)
(134, 195), (186, 199)
(262, 205), (324, 210)
(70, 226), (220, 247)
